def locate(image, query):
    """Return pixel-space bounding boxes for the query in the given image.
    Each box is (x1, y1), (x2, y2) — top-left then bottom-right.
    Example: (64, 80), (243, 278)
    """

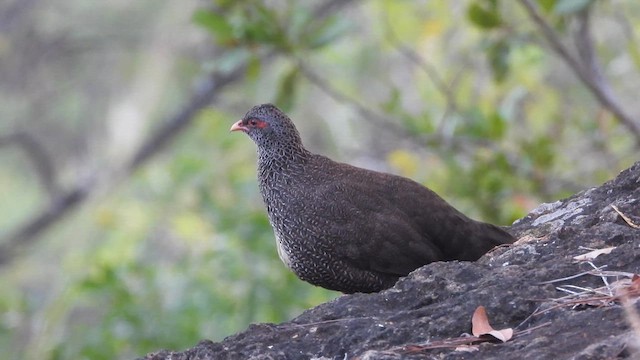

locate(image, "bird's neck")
(257, 143), (311, 176)
(257, 142), (312, 199)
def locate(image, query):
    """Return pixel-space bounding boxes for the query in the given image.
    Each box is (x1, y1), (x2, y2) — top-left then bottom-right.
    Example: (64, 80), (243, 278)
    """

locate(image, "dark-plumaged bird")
(230, 104), (515, 293)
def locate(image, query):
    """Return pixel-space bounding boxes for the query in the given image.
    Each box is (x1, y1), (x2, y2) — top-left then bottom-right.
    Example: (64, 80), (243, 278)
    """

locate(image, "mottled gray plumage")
(230, 104), (515, 293)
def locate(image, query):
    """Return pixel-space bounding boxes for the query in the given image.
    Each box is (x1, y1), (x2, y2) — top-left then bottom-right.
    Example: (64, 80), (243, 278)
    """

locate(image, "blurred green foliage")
(1, 0), (639, 359)
(40, 111), (336, 360)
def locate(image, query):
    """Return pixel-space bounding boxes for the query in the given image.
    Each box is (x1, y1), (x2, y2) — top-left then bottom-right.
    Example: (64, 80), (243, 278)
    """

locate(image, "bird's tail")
(457, 222), (515, 261)
(483, 223), (516, 247)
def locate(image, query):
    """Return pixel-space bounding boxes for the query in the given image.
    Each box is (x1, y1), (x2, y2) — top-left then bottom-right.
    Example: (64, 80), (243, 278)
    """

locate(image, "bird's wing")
(293, 157), (465, 276)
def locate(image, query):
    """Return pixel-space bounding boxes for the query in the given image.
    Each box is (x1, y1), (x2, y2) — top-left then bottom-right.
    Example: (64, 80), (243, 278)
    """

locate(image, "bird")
(230, 104), (515, 293)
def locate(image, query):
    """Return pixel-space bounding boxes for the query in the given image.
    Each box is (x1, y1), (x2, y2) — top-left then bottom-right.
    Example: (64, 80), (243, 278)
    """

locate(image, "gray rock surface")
(140, 162), (640, 360)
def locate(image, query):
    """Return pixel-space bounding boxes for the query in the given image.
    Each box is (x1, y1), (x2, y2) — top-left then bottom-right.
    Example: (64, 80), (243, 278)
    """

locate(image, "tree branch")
(380, 14), (471, 149)
(295, 58), (496, 152)
(0, 177), (93, 265)
(125, 66), (250, 174)
(0, 66), (252, 265)
(296, 59), (584, 197)
(517, 0), (640, 144)
(381, 12), (461, 117)
(0, 131), (59, 198)
(0, 0), (360, 266)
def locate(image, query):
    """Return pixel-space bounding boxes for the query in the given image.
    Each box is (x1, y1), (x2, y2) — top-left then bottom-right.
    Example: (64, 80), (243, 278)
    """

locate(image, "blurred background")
(1, 0), (639, 359)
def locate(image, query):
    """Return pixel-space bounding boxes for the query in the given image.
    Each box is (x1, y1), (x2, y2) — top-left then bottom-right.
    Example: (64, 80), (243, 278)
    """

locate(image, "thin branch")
(0, 0), (40, 32)
(311, 0), (359, 20)
(296, 58), (588, 196)
(574, 7), (603, 88)
(0, 178), (93, 265)
(381, 12), (460, 116)
(125, 0), (360, 174)
(0, 131), (59, 198)
(612, 8), (638, 46)
(0, 0), (360, 266)
(125, 66), (250, 174)
(295, 58), (495, 153)
(517, 0), (640, 144)
(0, 66), (252, 266)
(384, 32), (464, 141)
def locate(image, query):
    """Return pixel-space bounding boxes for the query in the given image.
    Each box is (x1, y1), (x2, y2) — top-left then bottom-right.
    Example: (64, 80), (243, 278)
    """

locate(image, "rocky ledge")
(141, 162), (640, 360)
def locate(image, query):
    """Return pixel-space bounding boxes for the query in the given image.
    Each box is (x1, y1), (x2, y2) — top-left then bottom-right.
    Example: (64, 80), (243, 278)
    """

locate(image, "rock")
(139, 162), (640, 360)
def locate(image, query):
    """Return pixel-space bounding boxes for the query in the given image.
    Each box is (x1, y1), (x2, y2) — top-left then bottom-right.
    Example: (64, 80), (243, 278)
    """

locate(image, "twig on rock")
(611, 204), (640, 229)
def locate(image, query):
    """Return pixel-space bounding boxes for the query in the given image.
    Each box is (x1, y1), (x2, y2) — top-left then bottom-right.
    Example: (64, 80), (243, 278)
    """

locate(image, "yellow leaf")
(387, 150), (419, 177)
(172, 211), (212, 243)
(421, 19), (444, 37)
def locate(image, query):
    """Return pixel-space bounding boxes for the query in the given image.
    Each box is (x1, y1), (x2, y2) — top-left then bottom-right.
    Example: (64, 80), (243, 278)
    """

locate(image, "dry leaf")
(611, 205), (640, 229)
(471, 306), (493, 336)
(454, 345), (479, 352)
(471, 306), (514, 342)
(572, 247), (616, 262)
(613, 274), (640, 298)
(513, 234), (545, 245)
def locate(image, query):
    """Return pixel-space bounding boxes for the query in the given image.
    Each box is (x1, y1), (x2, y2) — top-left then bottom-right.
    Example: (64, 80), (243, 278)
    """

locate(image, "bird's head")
(230, 104), (305, 152)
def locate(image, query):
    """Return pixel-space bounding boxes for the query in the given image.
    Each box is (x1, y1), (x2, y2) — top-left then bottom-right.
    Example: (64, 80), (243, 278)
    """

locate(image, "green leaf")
(486, 0), (499, 7)
(246, 54), (262, 81)
(382, 87), (402, 113)
(274, 67), (299, 113)
(461, 108), (505, 140)
(537, 0), (557, 13)
(460, 108), (484, 138)
(288, 5), (313, 43)
(627, 41), (640, 70)
(192, 10), (234, 42)
(487, 112), (507, 139)
(467, 2), (503, 29)
(524, 136), (555, 168)
(215, 48), (251, 74)
(244, 4), (288, 47)
(307, 16), (351, 49)
(488, 39), (511, 82)
(553, 0), (593, 15)
(411, 112), (434, 134)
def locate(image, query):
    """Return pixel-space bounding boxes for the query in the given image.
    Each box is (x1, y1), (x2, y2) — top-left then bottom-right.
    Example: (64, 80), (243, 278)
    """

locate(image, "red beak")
(229, 120), (247, 132)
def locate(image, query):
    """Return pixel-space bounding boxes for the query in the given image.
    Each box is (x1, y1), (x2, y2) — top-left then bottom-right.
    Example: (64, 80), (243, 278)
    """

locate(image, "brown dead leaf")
(572, 247), (616, 262)
(471, 306), (514, 342)
(613, 274), (640, 298)
(471, 306), (492, 336)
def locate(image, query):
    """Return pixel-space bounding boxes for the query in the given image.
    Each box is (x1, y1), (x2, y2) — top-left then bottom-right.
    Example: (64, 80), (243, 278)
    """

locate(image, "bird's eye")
(249, 119), (258, 126)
